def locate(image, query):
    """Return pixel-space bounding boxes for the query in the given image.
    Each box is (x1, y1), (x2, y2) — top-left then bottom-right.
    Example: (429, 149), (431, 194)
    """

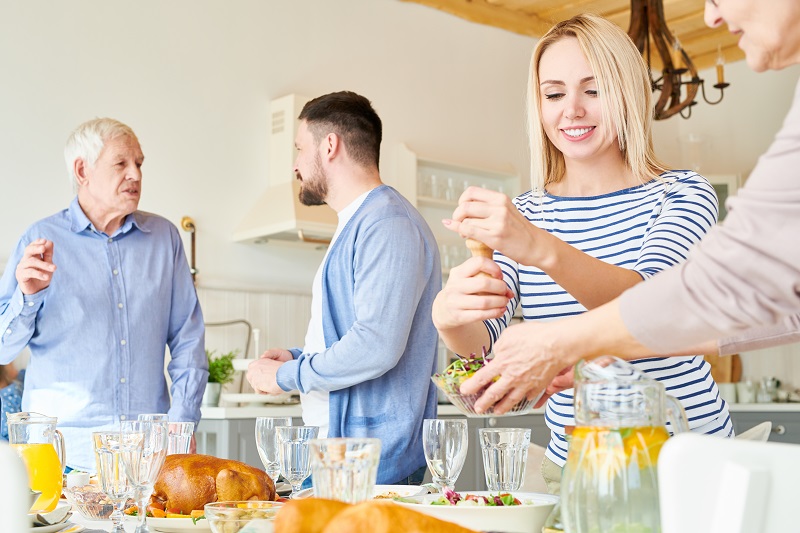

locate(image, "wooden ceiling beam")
(400, 0), (554, 38)
(400, 0), (744, 70)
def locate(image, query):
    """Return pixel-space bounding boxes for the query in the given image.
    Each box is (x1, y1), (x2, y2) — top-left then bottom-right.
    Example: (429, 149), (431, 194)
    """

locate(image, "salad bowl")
(432, 354), (542, 417)
(393, 490), (558, 533)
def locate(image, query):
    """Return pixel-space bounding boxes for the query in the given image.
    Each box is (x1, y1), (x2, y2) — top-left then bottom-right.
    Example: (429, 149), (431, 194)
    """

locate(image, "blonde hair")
(527, 13), (664, 194)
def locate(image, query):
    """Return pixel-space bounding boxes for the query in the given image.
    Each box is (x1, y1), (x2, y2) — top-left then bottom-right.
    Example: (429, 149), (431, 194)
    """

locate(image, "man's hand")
(15, 239), (56, 295)
(258, 348), (293, 362)
(246, 357), (287, 395)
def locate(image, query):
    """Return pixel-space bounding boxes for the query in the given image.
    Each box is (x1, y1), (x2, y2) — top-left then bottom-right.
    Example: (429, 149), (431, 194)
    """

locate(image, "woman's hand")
(444, 187), (547, 267)
(432, 257), (512, 331)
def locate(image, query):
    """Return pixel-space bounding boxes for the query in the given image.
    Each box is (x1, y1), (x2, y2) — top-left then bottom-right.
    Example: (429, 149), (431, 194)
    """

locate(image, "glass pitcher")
(560, 357), (689, 533)
(8, 412), (66, 512)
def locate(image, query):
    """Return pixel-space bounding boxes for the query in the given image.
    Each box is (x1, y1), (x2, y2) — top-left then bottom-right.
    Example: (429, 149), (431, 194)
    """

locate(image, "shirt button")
(27, 302), (34, 307)
(120, 415), (127, 421)
(113, 269), (119, 275)
(118, 303), (124, 309)
(120, 377), (127, 384)
(108, 238), (113, 243)
(4, 329), (10, 336)
(120, 339), (127, 346)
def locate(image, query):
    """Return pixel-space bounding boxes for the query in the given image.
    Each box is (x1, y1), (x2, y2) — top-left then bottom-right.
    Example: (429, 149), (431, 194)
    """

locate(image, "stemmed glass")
(276, 425), (319, 498)
(120, 420), (169, 533)
(255, 417), (292, 482)
(423, 418), (468, 492)
(93, 430), (141, 533)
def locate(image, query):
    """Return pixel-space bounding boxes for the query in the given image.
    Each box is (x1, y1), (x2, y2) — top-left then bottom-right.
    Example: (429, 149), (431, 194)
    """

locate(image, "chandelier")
(627, 0), (729, 120)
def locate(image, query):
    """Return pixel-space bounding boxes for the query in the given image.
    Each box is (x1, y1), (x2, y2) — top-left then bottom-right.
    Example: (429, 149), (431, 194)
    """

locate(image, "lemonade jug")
(560, 357), (689, 533)
(8, 412), (66, 512)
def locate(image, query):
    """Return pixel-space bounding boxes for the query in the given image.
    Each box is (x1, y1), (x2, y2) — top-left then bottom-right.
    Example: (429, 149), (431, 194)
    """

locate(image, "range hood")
(233, 94), (337, 245)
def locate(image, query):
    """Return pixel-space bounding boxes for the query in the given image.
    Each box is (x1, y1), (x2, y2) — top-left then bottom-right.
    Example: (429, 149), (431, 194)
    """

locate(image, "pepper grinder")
(465, 238), (494, 277)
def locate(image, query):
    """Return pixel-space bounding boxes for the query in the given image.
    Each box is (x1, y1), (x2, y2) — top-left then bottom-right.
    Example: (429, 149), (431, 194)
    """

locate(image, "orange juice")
(12, 443), (63, 512)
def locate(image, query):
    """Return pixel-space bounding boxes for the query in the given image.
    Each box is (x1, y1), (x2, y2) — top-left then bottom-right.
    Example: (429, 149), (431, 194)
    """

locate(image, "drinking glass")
(422, 418), (468, 491)
(277, 425), (319, 497)
(309, 438), (381, 503)
(94, 431), (140, 533)
(167, 422), (195, 455)
(479, 428), (531, 491)
(255, 417), (292, 482)
(120, 420), (169, 533)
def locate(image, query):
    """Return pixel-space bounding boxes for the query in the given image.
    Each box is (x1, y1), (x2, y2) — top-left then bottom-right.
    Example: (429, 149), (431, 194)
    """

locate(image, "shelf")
(417, 195), (458, 209)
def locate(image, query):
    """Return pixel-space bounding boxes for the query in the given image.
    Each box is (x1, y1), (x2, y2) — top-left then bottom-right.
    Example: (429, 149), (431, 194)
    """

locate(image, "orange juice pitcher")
(8, 412), (66, 513)
(560, 357), (690, 533)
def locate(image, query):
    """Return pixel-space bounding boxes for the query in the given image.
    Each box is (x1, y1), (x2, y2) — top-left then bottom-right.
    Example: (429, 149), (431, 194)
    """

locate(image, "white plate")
(30, 522), (83, 533)
(148, 517), (211, 533)
(293, 484), (427, 500)
(393, 491), (559, 533)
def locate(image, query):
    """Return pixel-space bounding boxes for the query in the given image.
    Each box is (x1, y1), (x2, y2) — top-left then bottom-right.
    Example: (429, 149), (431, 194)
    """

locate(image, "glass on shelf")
(417, 171), (431, 198)
(444, 177), (457, 202)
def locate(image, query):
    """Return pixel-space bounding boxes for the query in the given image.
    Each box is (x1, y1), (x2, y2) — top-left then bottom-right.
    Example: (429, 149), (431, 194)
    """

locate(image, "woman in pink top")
(461, 0), (800, 414)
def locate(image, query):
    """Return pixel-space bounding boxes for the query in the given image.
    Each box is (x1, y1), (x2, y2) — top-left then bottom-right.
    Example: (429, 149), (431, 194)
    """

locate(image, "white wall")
(0, 0), (534, 292)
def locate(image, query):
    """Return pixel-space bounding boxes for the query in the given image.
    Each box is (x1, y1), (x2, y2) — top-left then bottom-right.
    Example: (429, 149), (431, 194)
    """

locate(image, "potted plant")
(203, 349), (238, 406)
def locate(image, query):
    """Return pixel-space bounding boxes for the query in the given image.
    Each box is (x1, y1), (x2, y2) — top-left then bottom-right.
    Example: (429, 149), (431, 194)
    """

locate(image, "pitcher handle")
(665, 395), (690, 433)
(53, 429), (67, 474)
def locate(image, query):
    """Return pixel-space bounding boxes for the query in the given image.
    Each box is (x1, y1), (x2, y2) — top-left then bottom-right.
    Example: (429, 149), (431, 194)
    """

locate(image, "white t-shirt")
(299, 190), (371, 438)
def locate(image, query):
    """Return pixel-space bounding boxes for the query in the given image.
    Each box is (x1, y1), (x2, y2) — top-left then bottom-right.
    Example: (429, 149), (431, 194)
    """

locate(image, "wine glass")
(423, 418), (468, 492)
(120, 420), (169, 533)
(93, 430), (140, 533)
(276, 425), (319, 497)
(255, 417), (292, 482)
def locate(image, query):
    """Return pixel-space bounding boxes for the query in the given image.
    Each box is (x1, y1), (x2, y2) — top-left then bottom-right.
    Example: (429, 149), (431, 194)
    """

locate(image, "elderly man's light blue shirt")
(0, 198), (207, 471)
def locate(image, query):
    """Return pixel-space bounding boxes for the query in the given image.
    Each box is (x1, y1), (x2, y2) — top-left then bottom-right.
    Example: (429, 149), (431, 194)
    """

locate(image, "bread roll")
(151, 454), (275, 514)
(274, 498), (350, 533)
(323, 500), (479, 533)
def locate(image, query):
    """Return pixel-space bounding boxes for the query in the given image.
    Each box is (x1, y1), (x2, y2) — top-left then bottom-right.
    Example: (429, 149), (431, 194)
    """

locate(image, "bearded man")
(246, 91), (441, 485)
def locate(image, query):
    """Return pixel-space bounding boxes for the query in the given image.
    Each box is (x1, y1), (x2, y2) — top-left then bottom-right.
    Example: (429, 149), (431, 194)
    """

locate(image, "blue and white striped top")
(484, 171), (734, 467)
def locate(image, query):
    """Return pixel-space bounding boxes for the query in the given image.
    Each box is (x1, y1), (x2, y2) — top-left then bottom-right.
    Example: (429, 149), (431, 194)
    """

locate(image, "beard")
(297, 155), (329, 206)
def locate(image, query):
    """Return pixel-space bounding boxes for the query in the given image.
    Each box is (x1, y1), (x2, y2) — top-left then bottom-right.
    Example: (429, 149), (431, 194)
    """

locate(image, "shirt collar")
(68, 197), (151, 236)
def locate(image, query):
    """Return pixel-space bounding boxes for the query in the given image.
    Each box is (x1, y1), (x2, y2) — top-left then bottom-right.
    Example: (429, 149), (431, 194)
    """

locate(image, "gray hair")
(64, 118), (139, 192)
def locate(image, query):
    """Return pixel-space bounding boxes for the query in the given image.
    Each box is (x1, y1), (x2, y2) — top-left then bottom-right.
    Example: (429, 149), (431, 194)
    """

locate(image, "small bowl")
(204, 501), (283, 533)
(62, 484), (133, 521)
(431, 375), (542, 417)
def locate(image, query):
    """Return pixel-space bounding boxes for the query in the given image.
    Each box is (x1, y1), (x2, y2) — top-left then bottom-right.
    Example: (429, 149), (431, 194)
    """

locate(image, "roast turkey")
(151, 454), (276, 514)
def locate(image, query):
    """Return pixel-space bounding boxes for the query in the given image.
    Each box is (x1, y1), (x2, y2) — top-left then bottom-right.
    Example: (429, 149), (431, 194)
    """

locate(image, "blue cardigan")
(276, 185), (441, 483)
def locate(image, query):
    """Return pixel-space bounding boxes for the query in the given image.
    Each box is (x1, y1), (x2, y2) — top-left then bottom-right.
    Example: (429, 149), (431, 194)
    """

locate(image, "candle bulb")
(716, 45), (726, 85)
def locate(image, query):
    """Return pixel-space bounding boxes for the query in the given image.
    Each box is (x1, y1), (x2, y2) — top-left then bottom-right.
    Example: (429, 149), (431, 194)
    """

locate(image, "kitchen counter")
(200, 402), (547, 420)
(200, 402), (800, 420)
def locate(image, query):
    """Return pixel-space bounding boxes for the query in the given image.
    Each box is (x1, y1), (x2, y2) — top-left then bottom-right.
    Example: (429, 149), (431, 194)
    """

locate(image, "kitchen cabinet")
(731, 410), (800, 444)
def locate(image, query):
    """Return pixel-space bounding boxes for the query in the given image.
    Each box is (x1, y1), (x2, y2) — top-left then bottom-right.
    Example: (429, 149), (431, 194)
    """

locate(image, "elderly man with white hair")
(0, 117), (207, 472)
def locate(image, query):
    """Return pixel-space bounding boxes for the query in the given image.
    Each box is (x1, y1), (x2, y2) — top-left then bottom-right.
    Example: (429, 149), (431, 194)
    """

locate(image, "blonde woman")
(432, 13), (732, 494)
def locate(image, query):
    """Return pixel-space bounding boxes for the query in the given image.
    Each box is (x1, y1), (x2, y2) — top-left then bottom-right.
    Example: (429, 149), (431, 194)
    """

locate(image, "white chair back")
(659, 433), (800, 533)
(0, 441), (32, 533)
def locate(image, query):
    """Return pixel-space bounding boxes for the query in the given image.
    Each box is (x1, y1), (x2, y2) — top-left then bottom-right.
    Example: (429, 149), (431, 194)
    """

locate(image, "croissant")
(151, 454), (275, 514)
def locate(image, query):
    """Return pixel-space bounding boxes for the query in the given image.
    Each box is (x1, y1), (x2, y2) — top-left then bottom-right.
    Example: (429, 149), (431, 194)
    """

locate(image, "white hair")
(64, 118), (138, 192)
